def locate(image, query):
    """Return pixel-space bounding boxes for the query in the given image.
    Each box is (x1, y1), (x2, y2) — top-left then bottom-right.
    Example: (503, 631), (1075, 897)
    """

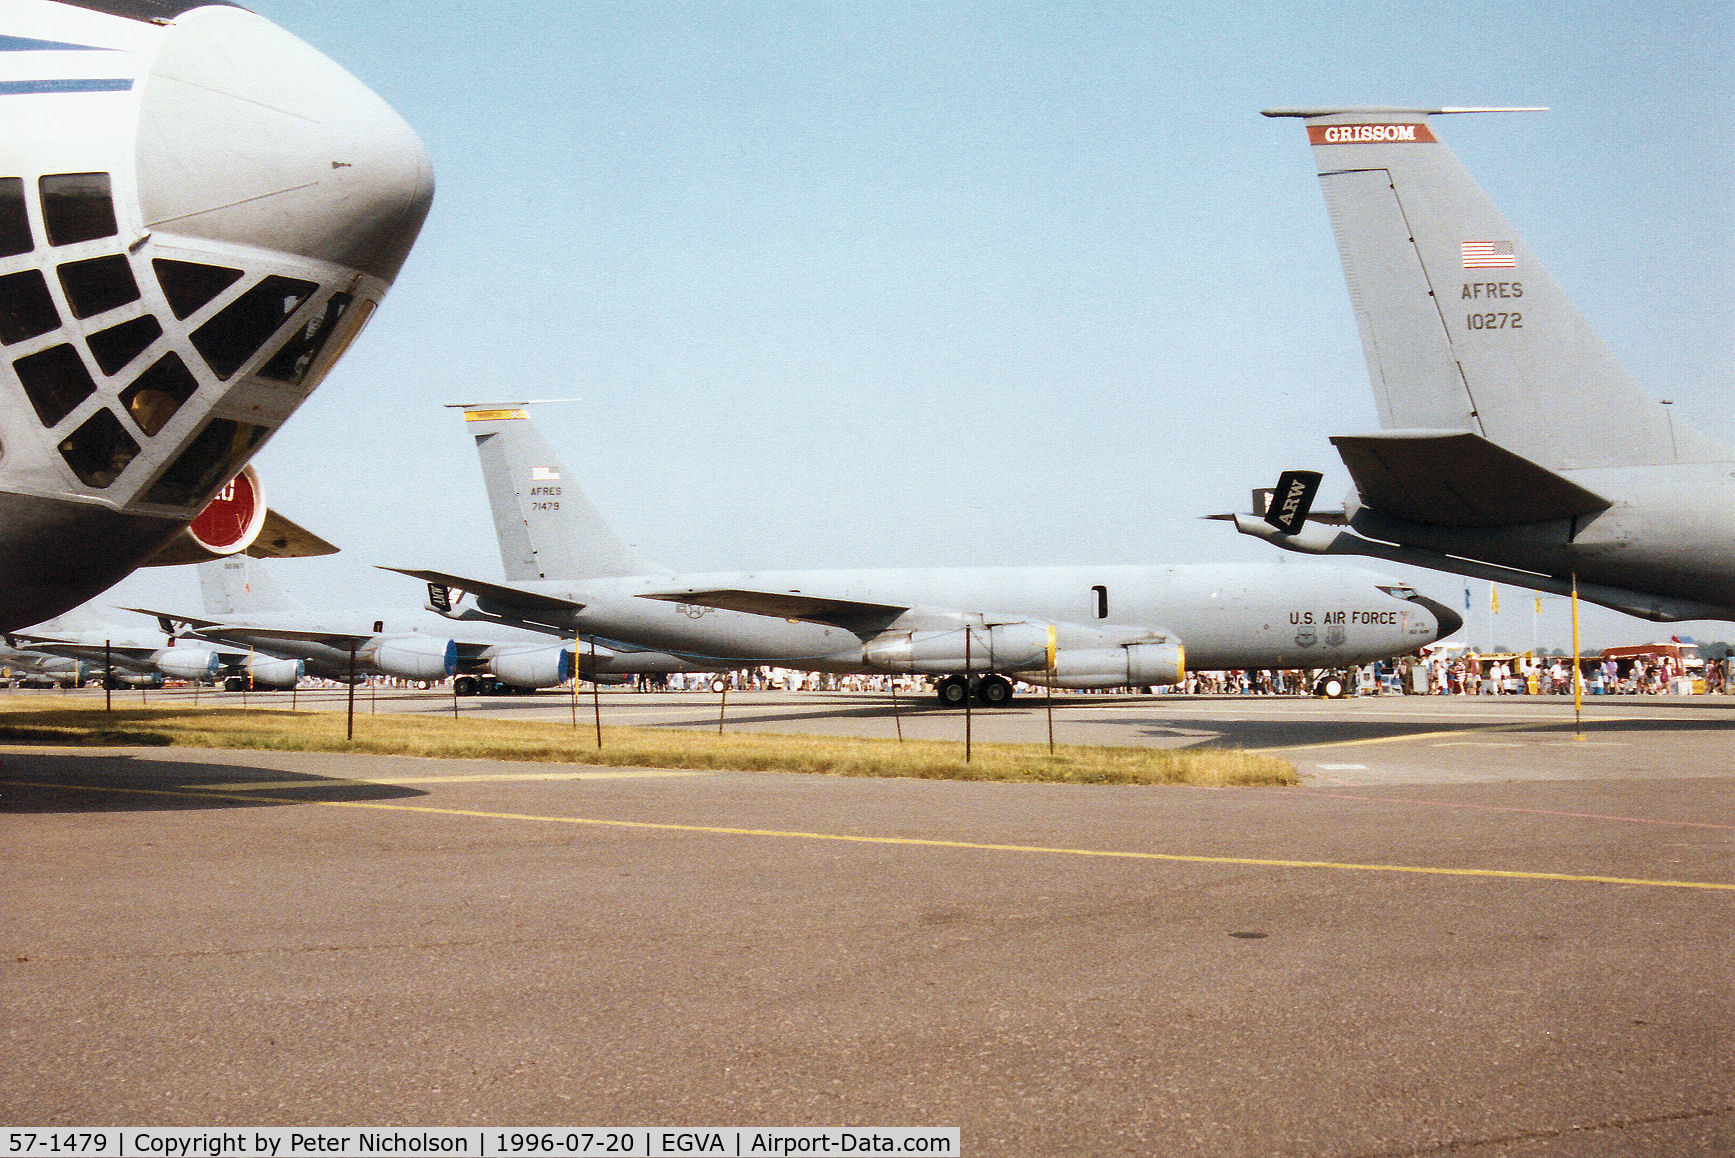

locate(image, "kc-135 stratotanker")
(391, 408), (1460, 705)
(1239, 108), (1735, 623)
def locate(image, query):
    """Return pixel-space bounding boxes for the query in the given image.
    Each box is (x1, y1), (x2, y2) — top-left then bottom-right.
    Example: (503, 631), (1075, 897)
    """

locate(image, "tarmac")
(2, 690), (1731, 1154)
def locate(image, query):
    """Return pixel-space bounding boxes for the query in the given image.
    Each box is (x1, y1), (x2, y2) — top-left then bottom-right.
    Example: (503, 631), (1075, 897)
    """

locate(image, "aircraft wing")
(189, 625), (369, 651)
(11, 637), (162, 671)
(1332, 430), (1612, 528)
(638, 588), (910, 633)
(382, 568), (587, 630)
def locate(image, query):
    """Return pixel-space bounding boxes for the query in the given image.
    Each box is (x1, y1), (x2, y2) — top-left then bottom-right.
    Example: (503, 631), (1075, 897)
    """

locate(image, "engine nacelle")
(1016, 642), (1186, 689)
(244, 656), (304, 689)
(145, 465), (270, 566)
(863, 621), (1051, 675)
(153, 646), (223, 681)
(486, 644), (573, 689)
(364, 635), (457, 681)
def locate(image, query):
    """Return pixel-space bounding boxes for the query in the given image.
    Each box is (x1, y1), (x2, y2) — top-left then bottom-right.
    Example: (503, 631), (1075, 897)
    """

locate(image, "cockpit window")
(0, 269), (61, 345)
(13, 343), (95, 427)
(87, 314), (163, 375)
(59, 407), (139, 488)
(58, 254), (140, 319)
(39, 173), (118, 246)
(119, 352), (197, 436)
(143, 416), (268, 507)
(1375, 585), (1420, 601)
(0, 178), (30, 257)
(190, 275), (316, 379)
(153, 259), (242, 320)
(259, 292), (351, 385)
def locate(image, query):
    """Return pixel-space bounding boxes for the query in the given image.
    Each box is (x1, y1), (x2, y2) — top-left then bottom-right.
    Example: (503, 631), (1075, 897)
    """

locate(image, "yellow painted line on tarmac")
(199, 770), (707, 790)
(3, 778), (1730, 893)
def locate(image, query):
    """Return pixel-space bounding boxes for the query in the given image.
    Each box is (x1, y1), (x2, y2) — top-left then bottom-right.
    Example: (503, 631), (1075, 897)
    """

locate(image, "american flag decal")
(1462, 240), (1516, 268)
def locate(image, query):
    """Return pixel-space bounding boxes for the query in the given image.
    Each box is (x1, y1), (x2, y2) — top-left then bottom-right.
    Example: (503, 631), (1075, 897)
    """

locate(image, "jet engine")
(153, 646), (223, 681)
(242, 656), (304, 689)
(862, 622), (1051, 674)
(144, 466), (270, 566)
(1016, 641), (1185, 690)
(364, 636), (457, 682)
(486, 644), (574, 689)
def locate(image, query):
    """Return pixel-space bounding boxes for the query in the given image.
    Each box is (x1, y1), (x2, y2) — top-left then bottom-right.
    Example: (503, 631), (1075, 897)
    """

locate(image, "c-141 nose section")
(133, 5), (433, 282)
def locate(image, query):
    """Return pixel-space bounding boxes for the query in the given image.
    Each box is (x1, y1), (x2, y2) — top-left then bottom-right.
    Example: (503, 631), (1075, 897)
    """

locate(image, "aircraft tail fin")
(198, 557), (301, 618)
(1270, 108), (1727, 470)
(459, 406), (655, 582)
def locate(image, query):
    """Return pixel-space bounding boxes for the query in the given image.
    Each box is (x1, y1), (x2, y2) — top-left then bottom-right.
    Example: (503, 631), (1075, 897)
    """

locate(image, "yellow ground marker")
(4, 778), (1729, 893)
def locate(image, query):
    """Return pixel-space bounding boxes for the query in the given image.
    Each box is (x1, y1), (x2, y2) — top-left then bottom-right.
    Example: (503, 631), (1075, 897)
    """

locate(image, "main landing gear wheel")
(976, 674), (1014, 705)
(1313, 673), (1348, 698)
(934, 676), (969, 706)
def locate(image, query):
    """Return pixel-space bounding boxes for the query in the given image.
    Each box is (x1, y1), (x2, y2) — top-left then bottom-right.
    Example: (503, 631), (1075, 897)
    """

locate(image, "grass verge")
(0, 702), (1298, 788)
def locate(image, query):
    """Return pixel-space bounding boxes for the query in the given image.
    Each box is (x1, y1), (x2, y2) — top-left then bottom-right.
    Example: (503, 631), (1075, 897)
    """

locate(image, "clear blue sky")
(105, 0), (1734, 652)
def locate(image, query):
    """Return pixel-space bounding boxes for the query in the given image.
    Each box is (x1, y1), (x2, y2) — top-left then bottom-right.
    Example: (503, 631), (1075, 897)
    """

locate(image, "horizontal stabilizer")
(245, 509), (339, 559)
(120, 605), (222, 632)
(382, 567), (586, 628)
(640, 588), (909, 633)
(1332, 429), (1610, 528)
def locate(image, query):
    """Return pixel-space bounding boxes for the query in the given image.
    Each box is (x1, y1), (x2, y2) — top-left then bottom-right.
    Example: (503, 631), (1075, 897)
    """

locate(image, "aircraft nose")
(134, 6), (434, 283)
(1408, 595), (1463, 640)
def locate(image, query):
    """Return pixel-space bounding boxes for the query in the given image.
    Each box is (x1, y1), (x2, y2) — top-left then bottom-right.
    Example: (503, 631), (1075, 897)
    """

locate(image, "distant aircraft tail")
(459, 406), (656, 582)
(199, 557), (301, 617)
(1268, 108), (1727, 470)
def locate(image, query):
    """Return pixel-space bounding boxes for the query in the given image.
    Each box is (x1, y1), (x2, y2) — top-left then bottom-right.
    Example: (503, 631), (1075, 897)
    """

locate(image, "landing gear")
(1313, 672), (1349, 698)
(977, 674), (1014, 706)
(933, 674), (1015, 706)
(453, 675), (480, 696)
(934, 675), (969, 706)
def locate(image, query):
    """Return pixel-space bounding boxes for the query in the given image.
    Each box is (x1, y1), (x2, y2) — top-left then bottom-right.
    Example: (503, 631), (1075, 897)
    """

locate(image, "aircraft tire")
(453, 675), (480, 696)
(935, 676), (968, 706)
(977, 674), (1014, 706)
(1314, 674), (1348, 698)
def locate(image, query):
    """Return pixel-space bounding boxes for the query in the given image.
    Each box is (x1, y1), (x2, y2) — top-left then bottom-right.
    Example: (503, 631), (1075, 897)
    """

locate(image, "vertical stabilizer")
(1269, 109), (1727, 470)
(199, 557), (301, 617)
(460, 407), (655, 582)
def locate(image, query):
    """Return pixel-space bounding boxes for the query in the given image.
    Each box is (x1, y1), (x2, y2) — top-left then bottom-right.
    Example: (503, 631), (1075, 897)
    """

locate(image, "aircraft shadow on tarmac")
(0, 751), (426, 815)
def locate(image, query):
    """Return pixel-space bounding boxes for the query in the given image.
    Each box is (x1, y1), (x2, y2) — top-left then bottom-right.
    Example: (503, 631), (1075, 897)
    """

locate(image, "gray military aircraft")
(128, 556), (707, 693)
(0, 0), (432, 630)
(1236, 108), (1735, 622)
(8, 612), (179, 687)
(390, 408), (1460, 704)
